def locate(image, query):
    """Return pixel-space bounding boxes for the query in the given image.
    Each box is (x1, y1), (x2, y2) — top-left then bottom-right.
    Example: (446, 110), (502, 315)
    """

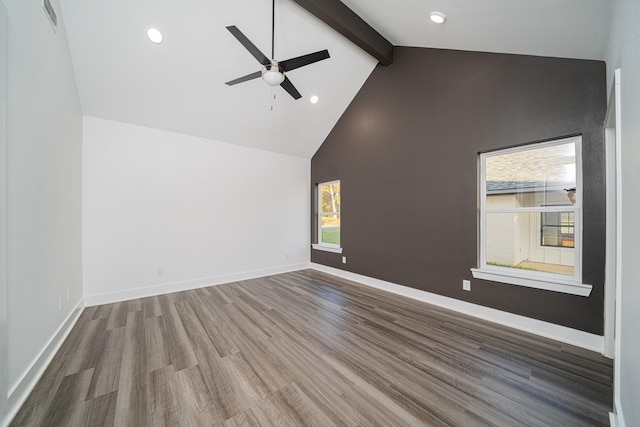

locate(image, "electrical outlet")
(66, 289), (70, 302)
(463, 280), (471, 291)
(342, 256), (347, 264)
(58, 297), (63, 311)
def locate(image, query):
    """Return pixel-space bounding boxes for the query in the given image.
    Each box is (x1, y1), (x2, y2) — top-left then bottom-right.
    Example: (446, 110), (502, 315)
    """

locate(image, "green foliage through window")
(319, 181), (341, 246)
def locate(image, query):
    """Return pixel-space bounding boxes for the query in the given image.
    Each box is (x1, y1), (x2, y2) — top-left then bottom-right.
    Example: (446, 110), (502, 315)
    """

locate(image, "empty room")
(1, 0), (639, 425)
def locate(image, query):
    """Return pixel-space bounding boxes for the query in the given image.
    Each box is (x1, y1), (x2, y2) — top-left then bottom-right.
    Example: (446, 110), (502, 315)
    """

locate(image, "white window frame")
(471, 136), (592, 296)
(312, 180), (343, 254)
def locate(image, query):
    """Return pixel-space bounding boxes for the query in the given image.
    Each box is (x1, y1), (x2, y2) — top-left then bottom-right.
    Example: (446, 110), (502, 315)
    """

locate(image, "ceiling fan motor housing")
(262, 62), (285, 86)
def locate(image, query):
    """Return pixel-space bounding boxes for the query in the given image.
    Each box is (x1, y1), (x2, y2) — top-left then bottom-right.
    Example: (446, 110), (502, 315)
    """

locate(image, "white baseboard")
(609, 412), (618, 427)
(84, 263), (310, 307)
(1, 299), (85, 427)
(610, 399), (627, 427)
(310, 263), (604, 353)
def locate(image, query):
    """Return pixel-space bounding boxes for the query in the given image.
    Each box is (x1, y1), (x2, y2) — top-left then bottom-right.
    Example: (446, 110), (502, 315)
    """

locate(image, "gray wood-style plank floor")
(11, 270), (613, 426)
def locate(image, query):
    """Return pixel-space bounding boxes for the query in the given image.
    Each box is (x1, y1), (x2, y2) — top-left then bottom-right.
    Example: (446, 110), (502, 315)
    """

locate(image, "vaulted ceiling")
(341, 0), (612, 60)
(58, 0), (612, 159)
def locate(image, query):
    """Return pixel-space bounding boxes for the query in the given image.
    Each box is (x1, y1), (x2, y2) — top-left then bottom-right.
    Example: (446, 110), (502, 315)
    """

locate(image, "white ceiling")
(58, 0), (377, 158)
(58, 0), (612, 159)
(342, 0), (613, 61)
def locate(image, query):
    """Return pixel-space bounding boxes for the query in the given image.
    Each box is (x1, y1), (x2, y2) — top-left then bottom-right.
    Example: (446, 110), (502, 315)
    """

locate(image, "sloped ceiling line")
(290, 0), (393, 65)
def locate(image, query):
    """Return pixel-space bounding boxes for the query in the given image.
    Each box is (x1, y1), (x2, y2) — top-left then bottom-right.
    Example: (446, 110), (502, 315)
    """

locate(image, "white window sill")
(312, 244), (343, 254)
(470, 268), (592, 297)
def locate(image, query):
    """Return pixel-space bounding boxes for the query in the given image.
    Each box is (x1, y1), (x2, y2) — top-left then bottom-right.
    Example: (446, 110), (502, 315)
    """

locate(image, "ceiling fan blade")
(280, 77), (302, 100)
(279, 50), (330, 72)
(225, 71), (262, 86)
(226, 26), (271, 66)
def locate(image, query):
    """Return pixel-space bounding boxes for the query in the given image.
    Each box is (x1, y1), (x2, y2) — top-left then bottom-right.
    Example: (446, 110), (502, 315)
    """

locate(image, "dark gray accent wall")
(311, 47), (606, 334)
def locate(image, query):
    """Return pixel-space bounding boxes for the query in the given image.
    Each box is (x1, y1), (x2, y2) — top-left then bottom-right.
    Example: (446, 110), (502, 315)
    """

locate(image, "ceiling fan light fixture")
(262, 65), (285, 86)
(430, 11), (447, 24)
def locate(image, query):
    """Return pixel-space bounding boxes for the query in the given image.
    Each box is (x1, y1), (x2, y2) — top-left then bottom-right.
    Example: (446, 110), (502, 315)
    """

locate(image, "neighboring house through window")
(541, 211), (575, 248)
(312, 180), (343, 254)
(471, 136), (592, 296)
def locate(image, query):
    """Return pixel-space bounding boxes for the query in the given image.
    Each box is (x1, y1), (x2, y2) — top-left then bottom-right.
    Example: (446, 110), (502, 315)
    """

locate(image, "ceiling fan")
(225, 0), (330, 100)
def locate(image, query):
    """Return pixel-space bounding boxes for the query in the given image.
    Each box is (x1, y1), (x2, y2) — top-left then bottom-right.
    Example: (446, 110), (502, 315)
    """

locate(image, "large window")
(472, 136), (592, 296)
(312, 180), (342, 253)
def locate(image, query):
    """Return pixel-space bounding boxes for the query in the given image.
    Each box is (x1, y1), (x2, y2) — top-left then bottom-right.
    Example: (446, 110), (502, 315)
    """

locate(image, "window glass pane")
(486, 212), (575, 276)
(485, 142), (576, 208)
(319, 182), (340, 246)
(320, 214), (340, 245)
(541, 212), (575, 248)
(320, 182), (340, 214)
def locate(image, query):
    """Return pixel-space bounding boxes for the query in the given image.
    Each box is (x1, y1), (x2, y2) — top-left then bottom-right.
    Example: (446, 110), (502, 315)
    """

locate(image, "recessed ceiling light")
(310, 95), (319, 104)
(146, 27), (163, 44)
(430, 11), (446, 24)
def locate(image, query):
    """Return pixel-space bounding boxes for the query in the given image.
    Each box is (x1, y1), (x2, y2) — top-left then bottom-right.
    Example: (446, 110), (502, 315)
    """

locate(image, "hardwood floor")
(11, 269), (613, 426)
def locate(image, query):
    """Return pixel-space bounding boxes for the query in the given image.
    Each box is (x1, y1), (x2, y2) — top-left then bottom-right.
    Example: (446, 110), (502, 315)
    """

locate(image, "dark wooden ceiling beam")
(290, 0), (394, 65)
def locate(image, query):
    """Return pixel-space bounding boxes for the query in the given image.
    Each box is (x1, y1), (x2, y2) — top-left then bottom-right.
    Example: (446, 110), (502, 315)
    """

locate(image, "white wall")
(0, 1), (8, 422)
(82, 116), (310, 303)
(605, 0), (640, 424)
(1, 0), (83, 423)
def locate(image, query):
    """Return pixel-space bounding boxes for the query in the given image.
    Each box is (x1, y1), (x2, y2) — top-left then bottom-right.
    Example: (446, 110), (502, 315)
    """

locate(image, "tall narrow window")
(313, 180), (342, 253)
(472, 136), (592, 296)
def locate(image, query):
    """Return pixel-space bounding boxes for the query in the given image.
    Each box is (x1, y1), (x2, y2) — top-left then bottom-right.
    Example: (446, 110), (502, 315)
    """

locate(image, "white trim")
(84, 263), (309, 306)
(1, 299), (84, 427)
(611, 68), (625, 427)
(310, 263), (603, 352)
(470, 268), (592, 296)
(311, 244), (343, 254)
(604, 68), (622, 360)
(610, 396), (627, 427)
(485, 206), (579, 213)
(609, 412), (618, 427)
(0, 3), (8, 419)
(603, 127), (616, 355)
(609, 406), (626, 427)
(612, 399), (627, 427)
